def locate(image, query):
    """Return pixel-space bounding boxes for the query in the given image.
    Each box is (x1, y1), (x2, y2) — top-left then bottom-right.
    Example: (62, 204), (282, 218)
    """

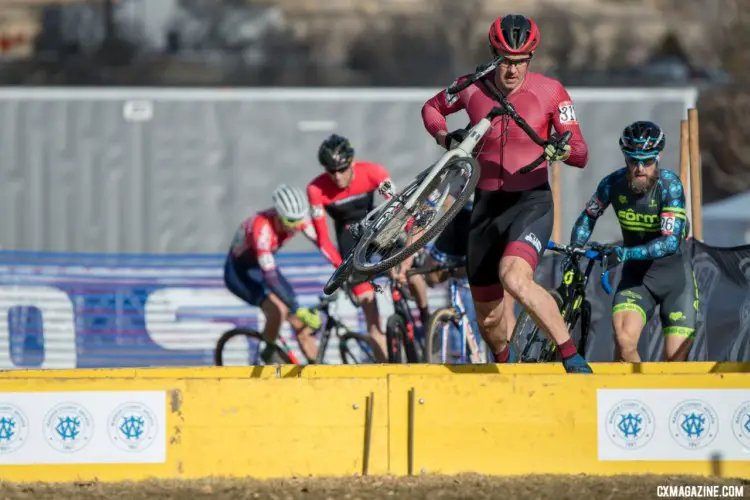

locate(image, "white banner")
(0, 391), (166, 464)
(597, 388), (750, 461)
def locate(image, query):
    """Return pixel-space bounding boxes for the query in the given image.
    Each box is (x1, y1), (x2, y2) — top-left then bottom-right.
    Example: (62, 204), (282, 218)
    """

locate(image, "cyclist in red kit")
(224, 184), (332, 363)
(421, 14), (593, 373)
(307, 134), (431, 360)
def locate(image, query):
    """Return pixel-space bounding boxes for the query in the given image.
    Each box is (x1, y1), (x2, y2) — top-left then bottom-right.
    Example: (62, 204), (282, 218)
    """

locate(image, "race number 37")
(558, 101), (578, 124)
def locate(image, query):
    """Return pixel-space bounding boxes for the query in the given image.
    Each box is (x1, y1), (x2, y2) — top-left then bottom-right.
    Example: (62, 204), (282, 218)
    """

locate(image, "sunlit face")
(625, 156), (659, 194)
(491, 48), (532, 92)
(327, 165), (354, 189)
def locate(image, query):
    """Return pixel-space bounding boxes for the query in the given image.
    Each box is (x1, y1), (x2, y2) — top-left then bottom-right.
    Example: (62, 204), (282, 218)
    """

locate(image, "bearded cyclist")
(570, 121), (696, 362)
(224, 184), (331, 363)
(421, 14), (592, 373)
(307, 134), (431, 360)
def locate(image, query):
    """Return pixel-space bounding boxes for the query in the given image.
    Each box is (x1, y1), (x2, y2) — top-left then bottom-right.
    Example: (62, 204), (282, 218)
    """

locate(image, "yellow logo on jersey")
(617, 209), (659, 225)
(618, 195), (628, 204)
(649, 199), (657, 208)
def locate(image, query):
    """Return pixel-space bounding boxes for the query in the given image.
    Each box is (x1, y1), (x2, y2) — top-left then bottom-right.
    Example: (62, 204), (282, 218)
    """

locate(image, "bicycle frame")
(388, 278), (421, 362)
(352, 128), (486, 239)
(557, 254), (598, 319)
(276, 294), (364, 365)
(446, 277), (484, 364)
(538, 241), (612, 359)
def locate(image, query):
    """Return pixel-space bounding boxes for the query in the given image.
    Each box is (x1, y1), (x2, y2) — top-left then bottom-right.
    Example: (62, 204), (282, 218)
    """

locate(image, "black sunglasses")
(325, 164), (351, 174)
(489, 48), (533, 66)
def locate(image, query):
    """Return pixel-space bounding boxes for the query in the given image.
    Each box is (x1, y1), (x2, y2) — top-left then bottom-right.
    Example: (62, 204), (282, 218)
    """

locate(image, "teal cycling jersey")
(571, 167), (688, 260)
(572, 167), (697, 338)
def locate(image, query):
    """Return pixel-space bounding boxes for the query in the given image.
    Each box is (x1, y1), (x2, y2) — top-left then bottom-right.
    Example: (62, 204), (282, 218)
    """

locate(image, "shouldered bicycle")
(322, 57), (573, 296)
(214, 288), (380, 366)
(511, 240), (613, 363)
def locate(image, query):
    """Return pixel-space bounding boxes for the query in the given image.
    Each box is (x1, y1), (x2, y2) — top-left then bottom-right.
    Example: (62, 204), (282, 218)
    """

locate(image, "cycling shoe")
(562, 353), (593, 374)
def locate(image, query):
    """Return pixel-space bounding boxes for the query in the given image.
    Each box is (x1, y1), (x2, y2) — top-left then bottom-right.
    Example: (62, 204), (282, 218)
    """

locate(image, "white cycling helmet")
(272, 184), (309, 221)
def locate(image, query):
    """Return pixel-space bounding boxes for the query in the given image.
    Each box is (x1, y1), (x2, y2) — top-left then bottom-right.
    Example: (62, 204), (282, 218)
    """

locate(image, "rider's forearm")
(561, 130), (588, 168)
(570, 212), (596, 246)
(622, 234), (680, 261)
(422, 107), (448, 137)
(622, 216), (685, 261)
(310, 217), (343, 267)
(421, 92), (457, 138)
(263, 269), (299, 313)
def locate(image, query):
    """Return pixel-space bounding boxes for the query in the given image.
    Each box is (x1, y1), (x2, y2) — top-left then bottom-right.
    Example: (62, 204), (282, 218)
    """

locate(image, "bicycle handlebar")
(447, 59), (501, 94)
(314, 292), (339, 311)
(446, 59), (574, 175)
(545, 240), (613, 295)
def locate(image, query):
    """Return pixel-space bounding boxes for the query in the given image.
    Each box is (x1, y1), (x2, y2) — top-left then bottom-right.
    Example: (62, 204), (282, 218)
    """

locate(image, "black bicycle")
(214, 288), (380, 366)
(322, 56), (572, 295)
(382, 259), (438, 364)
(511, 240), (613, 363)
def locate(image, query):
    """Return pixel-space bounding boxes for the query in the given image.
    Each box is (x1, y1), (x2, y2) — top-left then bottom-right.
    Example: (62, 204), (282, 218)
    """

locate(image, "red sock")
(557, 338), (578, 359)
(494, 346), (509, 362)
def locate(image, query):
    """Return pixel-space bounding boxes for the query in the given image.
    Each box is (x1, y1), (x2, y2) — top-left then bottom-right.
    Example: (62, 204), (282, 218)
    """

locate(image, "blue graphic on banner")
(0, 250), (450, 369)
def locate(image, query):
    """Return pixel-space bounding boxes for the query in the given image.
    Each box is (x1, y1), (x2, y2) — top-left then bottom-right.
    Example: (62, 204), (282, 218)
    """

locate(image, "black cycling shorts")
(613, 248), (698, 337)
(467, 184), (553, 302)
(223, 256), (295, 308)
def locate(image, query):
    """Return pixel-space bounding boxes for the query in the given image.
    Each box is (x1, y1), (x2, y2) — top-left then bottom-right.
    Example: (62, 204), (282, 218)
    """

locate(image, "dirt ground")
(1, 475), (748, 500)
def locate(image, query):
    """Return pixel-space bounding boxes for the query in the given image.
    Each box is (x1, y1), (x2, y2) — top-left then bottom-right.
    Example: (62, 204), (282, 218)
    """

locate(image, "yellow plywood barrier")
(0, 376), (388, 482)
(387, 373), (750, 479)
(0, 364), (747, 482)
(0, 365), (303, 379)
(0, 362), (747, 380)
(299, 362), (750, 378)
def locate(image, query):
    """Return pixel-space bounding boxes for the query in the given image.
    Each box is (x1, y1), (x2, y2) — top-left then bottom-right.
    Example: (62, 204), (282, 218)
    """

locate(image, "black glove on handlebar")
(445, 129), (469, 150)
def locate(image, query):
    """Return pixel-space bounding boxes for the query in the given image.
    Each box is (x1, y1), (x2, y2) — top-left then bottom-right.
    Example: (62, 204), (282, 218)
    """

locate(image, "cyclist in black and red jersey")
(307, 134), (431, 360)
(421, 14), (592, 373)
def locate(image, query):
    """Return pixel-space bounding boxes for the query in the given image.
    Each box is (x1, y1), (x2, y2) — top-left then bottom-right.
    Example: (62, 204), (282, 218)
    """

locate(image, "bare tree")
(531, 6), (578, 76)
(434, 0), (485, 75)
(693, 0), (750, 202)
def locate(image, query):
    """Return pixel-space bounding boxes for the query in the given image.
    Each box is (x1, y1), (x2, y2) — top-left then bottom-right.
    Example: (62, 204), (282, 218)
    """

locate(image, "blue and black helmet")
(619, 121), (665, 159)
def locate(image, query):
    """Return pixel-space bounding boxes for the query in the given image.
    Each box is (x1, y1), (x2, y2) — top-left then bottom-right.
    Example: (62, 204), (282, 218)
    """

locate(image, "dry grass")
(0, 474), (748, 500)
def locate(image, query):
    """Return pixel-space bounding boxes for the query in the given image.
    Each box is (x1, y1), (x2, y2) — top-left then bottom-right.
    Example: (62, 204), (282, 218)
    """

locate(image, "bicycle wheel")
(510, 289), (565, 363)
(323, 251), (355, 295)
(385, 314), (406, 363)
(352, 157), (479, 275)
(339, 332), (380, 364)
(214, 328), (293, 366)
(387, 314), (422, 363)
(425, 307), (466, 364)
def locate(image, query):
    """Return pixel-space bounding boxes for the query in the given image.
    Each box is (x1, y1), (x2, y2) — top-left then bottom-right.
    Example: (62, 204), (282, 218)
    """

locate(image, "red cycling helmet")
(489, 14), (540, 55)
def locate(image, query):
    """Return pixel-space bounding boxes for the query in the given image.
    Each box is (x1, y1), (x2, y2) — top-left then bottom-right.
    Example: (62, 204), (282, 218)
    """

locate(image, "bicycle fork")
(450, 280), (483, 364)
(393, 288), (420, 362)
